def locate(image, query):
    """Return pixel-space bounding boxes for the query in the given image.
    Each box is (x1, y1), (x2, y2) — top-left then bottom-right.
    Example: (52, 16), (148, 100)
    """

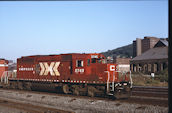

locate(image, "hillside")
(101, 44), (133, 58)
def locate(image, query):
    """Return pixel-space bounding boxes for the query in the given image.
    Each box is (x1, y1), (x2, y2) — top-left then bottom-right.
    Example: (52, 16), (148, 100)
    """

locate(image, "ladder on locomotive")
(1, 71), (16, 84)
(105, 70), (133, 95)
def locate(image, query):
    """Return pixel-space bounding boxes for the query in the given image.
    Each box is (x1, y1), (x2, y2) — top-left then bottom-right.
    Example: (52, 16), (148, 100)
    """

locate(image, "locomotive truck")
(1, 53), (132, 99)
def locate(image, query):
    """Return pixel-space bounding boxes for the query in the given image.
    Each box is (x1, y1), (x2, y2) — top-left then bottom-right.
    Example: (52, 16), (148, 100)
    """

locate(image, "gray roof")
(160, 39), (168, 46)
(131, 47), (168, 61)
(154, 39), (168, 47)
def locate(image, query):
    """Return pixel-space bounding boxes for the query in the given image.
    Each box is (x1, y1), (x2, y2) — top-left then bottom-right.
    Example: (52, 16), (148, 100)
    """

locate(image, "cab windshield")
(91, 58), (107, 64)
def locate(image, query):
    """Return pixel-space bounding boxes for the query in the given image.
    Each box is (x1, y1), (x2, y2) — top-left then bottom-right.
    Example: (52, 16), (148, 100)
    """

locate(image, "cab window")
(97, 58), (101, 63)
(76, 60), (84, 67)
(87, 59), (90, 66)
(102, 59), (107, 64)
(91, 58), (96, 63)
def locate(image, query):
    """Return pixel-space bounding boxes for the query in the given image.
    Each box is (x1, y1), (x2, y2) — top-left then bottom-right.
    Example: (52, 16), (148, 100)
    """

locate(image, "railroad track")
(0, 86), (168, 99)
(0, 85), (168, 109)
(0, 86), (168, 112)
(0, 88), (168, 113)
(132, 86), (168, 98)
(116, 86), (168, 107)
(0, 98), (73, 113)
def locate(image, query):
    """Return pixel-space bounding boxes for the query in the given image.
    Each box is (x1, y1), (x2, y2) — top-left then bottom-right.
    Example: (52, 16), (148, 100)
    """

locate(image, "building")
(133, 38), (142, 57)
(114, 58), (131, 72)
(133, 36), (160, 57)
(0, 59), (9, 78)
(141, 37), (160, 53)
(130, 39), (168, 74)
(154, 38), (168, 47)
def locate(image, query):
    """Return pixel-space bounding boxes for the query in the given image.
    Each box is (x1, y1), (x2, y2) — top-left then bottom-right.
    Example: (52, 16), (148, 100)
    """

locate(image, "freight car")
(1, 53), (132, 99)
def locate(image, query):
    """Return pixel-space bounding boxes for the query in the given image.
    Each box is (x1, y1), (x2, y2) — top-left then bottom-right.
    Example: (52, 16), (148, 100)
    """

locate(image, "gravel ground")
(0, 89), (168, 113)
(0, 105), (27, 113)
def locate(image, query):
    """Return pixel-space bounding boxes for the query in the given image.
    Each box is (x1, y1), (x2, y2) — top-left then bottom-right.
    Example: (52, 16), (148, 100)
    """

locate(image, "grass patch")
(132, 73), (168, 87)
(155, 68), (168, 82)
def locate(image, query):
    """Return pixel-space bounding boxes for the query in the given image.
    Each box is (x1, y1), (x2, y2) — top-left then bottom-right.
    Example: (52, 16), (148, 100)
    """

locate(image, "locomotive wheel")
(114, 87), (131, 99)
(115, 92), (131, 99)
(73, 87), (80, 96)
(17, 82), (23, 90)
(88, 86), (95, 97)
(9, 82), (15, 89)
(2, 83), (10, 89)
(63, 84), (70, 94)
(114, 90), (122, 99)
(25, 83), (32, 91)
(124, 86), (131, 92)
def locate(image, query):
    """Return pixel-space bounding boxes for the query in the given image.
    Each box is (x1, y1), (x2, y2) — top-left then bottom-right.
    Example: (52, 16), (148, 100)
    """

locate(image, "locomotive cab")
(105, 64), (132, 99)
(96, 56), (132, 99)
(72, 53), (132, 99)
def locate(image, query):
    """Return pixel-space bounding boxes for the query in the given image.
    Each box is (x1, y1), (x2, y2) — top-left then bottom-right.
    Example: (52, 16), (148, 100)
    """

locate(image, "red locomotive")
(3, 53), (132, 99)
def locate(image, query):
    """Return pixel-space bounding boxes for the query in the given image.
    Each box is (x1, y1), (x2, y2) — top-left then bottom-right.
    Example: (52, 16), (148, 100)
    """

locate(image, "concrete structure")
(130, 39), (168, 74)
(133, 38), (142, 57)
(114, 58), (131, 72)
(133, 36), (160, 57)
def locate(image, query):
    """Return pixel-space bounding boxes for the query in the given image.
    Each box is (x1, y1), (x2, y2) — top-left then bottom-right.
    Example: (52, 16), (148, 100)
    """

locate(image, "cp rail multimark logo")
(39, 62), (60, 76)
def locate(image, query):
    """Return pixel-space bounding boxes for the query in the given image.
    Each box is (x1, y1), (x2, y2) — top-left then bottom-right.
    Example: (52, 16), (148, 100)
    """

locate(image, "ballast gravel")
(0, 89), (168, 113)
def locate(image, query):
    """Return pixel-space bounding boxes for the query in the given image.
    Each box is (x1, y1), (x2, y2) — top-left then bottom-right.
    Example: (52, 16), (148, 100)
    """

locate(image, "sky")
(0, 1), (168, 61)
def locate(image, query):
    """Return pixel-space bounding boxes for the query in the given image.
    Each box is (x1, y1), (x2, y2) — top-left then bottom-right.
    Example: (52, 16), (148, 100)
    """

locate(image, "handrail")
(1, 71), (14, 84)
(104, 71), (110, 93)
(129, 71), (133, 88)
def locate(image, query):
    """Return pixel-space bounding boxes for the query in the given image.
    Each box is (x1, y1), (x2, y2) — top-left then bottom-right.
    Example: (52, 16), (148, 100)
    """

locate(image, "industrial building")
(133, 37), (160, 57)
(130, 39), (168, 74)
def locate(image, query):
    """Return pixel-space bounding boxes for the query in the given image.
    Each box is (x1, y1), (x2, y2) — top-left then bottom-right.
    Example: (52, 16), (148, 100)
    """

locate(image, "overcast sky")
(0, 1), (168, 61)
